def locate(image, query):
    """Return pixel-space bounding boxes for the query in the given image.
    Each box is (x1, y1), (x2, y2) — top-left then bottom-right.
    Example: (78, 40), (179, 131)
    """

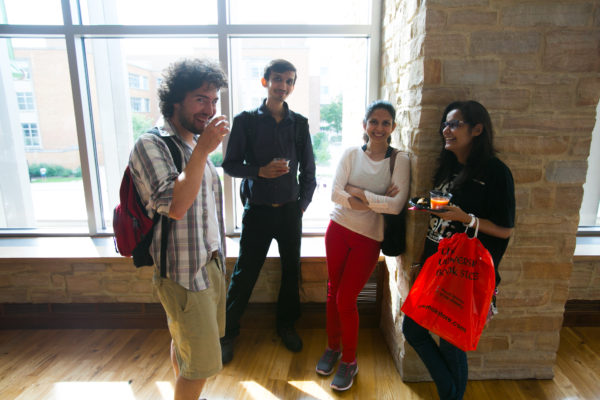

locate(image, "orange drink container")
(429, 190), (452, 210)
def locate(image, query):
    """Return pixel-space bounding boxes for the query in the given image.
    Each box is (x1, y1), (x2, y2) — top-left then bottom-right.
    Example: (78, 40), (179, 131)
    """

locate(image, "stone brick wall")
(570, 258), (600, 300)
(380, 0), (600, 381)
(0, 258), (159, 304)
(0, 257), (328, 304)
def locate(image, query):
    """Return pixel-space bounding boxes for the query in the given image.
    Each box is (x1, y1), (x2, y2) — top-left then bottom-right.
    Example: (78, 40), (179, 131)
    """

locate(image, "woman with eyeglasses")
(402, 100), (515, 400)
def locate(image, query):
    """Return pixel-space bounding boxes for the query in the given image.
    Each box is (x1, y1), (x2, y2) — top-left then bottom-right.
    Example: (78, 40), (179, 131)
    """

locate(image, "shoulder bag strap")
(148, 129), (183, 278)
(389, 147), (399, 176)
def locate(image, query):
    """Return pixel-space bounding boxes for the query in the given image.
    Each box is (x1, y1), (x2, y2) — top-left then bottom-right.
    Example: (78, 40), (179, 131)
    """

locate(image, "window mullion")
(368, 0), (381, 104)
(62, 0), (103, 234)
(218, 0), (236, 234)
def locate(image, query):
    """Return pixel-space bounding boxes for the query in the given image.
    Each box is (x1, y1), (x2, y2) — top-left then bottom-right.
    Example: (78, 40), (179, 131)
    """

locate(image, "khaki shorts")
(153, 258), (226, 380)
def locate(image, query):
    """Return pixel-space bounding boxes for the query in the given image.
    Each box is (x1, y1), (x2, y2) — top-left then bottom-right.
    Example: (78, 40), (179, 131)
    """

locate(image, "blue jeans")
(223, 201), (302, 339)
(402, 316), (467, 400)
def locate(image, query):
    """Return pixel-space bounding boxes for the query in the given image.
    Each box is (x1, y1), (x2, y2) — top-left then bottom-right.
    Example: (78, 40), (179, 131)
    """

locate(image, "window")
(22, 123), (41, 148)
(128, 73), (149, 90)
(86, 38), (219, 229)
(130, 97), (150, 112)
(0, 0), (381, 236)
(229, 0), (371, 24)
(579, 101), (600, 230)
(128, 73), (139, 89)
(77, 0), (217, 25)
(13, 60), (31, 80)
(1, 38), (84, 231)
(229, 38), (369, 230)
(16, 92), (35, 110)
(1, 0), (63, 25)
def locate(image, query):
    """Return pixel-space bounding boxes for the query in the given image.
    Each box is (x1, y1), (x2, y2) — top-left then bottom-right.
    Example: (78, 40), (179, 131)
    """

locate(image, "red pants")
(325, 220), (381, 363)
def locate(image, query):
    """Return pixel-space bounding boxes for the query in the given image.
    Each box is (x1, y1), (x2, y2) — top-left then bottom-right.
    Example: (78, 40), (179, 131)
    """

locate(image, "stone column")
(380, 0), (600, 380)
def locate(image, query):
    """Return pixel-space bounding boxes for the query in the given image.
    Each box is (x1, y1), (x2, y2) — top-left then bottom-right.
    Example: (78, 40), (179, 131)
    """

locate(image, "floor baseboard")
(3, 299), (596, 329)
(562, 300), (600, 326)
(0, 302), (379, 330)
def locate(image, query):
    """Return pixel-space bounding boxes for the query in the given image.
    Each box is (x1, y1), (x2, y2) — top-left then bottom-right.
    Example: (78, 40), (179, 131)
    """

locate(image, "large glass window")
(229, 37), (369, 230)
(1, 0), (63, 25)
(77, 0), (217, 25)
(0, 38), (85, 231)
(0, 0), (380, 236)
(580, 101), (600, 230)
(83, 37), (219, 231)
(228, 0), (371, 25)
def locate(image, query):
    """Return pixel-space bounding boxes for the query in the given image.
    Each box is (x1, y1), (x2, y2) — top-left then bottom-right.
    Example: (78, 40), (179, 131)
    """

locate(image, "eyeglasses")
(441, 120), (467, 130)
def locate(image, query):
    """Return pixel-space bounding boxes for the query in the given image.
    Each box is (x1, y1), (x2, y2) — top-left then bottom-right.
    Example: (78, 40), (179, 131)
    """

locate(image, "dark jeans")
(224, 201), (302, 339)
(402, 316), (468, 400)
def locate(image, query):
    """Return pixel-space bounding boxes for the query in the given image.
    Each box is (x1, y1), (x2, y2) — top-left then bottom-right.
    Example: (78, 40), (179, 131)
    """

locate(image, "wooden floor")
(1, 327), (599, 400)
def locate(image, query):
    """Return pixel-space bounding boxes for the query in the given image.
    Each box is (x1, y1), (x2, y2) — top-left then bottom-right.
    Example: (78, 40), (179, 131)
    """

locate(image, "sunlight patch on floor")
(52, 382), (135, 400)
(240, 381), (279, 400)
(288, 380), (334, 400)
(155, 381), (174, 399)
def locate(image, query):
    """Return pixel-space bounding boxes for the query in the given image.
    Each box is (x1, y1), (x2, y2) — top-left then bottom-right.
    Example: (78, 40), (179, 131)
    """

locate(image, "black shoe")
(220, 336), (234, 365)
(277, 326), (303, 352)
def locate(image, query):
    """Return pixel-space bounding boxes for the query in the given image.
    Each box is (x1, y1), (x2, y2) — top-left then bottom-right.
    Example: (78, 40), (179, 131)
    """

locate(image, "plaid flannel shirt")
(128, 122), (226, 291)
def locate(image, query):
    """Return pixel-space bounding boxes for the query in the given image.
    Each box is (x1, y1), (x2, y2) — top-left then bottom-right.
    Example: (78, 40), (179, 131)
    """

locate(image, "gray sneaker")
(330, 361), (358, 391)
(316, 348), (342, 376)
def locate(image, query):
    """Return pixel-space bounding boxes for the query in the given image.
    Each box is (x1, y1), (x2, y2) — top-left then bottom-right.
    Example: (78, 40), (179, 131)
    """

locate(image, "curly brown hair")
(158, 58), (228, 118)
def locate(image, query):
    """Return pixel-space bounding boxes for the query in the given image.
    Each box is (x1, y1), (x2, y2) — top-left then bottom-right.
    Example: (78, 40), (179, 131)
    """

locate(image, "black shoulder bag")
(380, 148), (407, 257)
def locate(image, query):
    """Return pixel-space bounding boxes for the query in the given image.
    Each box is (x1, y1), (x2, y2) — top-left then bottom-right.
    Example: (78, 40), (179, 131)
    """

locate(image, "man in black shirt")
(221, 59), (316, 363)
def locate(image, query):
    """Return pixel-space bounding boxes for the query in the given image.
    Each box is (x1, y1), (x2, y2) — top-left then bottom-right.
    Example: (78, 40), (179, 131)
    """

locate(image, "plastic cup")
(430, 190), (452, 210)
(274, 157), (290, 167)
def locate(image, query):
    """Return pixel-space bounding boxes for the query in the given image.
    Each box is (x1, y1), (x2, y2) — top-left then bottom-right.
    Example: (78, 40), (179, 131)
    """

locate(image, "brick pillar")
(380, 0), (600, 380)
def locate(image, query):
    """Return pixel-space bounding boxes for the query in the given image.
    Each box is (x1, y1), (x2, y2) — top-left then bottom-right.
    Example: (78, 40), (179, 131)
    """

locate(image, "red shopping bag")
(401, 224), (495, 351)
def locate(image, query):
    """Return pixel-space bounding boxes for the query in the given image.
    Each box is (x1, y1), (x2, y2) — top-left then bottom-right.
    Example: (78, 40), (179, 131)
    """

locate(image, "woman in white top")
(316, 100), (410, 391)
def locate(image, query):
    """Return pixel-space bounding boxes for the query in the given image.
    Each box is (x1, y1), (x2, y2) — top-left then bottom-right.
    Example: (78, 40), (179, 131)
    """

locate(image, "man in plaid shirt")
(129, 58), (229, 400)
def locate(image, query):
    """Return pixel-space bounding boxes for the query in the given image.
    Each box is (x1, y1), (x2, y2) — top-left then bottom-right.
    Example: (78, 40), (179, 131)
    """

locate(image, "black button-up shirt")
(222, 100), (317, 211)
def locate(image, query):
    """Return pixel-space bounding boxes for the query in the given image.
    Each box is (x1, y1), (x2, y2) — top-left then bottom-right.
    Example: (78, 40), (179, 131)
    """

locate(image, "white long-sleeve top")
(330, 146), (410, 242)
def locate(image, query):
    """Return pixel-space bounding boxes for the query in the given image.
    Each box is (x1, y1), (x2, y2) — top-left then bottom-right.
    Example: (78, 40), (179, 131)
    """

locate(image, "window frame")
(0, 0), (382, 237)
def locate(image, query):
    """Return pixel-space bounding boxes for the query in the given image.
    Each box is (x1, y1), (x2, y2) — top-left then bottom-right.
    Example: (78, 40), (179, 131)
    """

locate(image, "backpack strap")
(293, 113), (308, 164)
(238, 110), (259, 206)
(147, 128), (183, 278)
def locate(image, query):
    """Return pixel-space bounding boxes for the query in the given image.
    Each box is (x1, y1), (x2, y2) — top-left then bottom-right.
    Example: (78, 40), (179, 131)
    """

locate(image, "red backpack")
(113, 129), (182, 276)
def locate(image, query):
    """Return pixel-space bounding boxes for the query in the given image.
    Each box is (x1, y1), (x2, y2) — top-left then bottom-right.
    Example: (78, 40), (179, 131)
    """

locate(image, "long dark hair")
(433, 100), (496, 188)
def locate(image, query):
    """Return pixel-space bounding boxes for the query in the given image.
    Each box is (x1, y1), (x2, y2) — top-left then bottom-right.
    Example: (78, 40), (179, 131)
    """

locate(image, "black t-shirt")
(424, 157), (515, 286)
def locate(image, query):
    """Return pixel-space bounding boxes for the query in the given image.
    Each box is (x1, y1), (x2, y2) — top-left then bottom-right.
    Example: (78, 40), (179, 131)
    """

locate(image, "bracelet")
(465, 213), (476, 228)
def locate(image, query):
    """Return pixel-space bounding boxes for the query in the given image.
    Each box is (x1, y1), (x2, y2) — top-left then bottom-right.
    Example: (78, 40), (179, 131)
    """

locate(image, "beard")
(175, 109), (205, 136)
